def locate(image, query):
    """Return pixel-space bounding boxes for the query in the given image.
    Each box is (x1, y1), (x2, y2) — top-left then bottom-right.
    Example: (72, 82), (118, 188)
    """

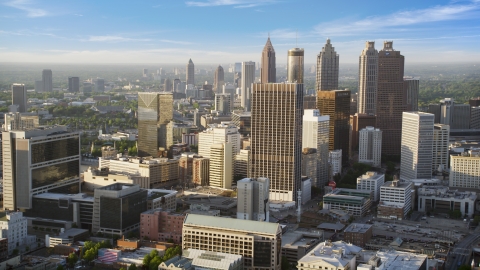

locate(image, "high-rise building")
(214, 65), (224, 92)
(302, 148), (317, 186)
(164, 78), (172, 92)
(42, 69), (53, 92)
(404, 77), (419, 111)
(432, 124), (449, 173)
(235, 149), (250, 179)
(241, 61), (255, 111)
(317, 90), (350, 164)
(261, 37), (276, 83)
(231, 111), (251, 136)
(237, 177), (270, 222)
(357, 41), (378, 114)
(428, 98), (471, 129)
(358, 126), (382, 168)
(214, 93), (232, 115)
(137, 92), (173, 157)
(400, 112), (434, 180)
(302, 109), (330, 187)
(471, 106), (480, 129)
(143, 68), (148, 77)
(198, 123), (240, 158)
(209, 143), (233, 189)
(376, 41), (409, 156)
(287, 48), (304, 83)
(11, 84), (27, 113)
(94, 78), (105, 92)
(192, 157), (210, 186)
(251, 83), (303, 202)
(316, 38), (339, 91)
(35, 80), (43, 92)
(68, 77), (80, 93)
(350, 113), (376, 153)
(2, 126), (80, 210)
(186, 59), (195, 85)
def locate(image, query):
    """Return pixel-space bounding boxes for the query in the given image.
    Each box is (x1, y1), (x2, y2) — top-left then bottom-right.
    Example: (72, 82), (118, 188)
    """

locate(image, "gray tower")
(11, 83), (27, 113)
(358, 41), (378, 114)
(287, 48), (304, 83)
(42, 69), (53, 92)
(186, 59), (194, 85)
(316, 39), (339, 91)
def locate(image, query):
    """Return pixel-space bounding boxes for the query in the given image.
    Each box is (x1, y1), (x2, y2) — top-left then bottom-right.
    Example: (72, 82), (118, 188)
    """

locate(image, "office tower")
(34, 80), (43, 92)
(432, 124), (449, 173)
(329, 150), (342, 176)
(222, 83), (236, 97)
(376, 41), (408, 156)
(198, 123), (240, 158)
(350, 93), (358, 115)
(138, 92), (173, 157)
(303, 96), (317, 109)
(192, 157), (210, 186)
(237, 177), (270, 222)
(234, 62), (242, 73)
(186, 59), (195, 85)
(287, 48), (304, 83)
(350, 113), (376, 152)
(317, 90), (350, 164)
(357, 171), (385, 201)
(11, 84), (27, 113)
(400, 112), (434, 180)
(173, 78), (181, 92)
(429, 98), (471, 129)
(143, 68), (148, 77)
(209, 143), (233, 189)
(302, 109), (330, 187)
(140, 209), (184, 244)
(261, 37), (276, 83)
(302, 148), (317, 185)
(471, 106), (480, 129)
(182, 214), (282, 270)
(358, 126), (382, 168)
(357, 41), (378, 114)
(214, 65), (224, 92)
(251, 83), (303, 202)
(450, 149), (480, 188)
(42, 69), (53, 92)
(235, 149), (250, 179)
(2, 126), (80, 210)
(316, 38), (339, 91)
(94, 78), (105, 92)
(404, 77), (419, 111)
(164, 78), (172, 92)
(231, 111), (251, 136)
(214, 93), (232, 115)
(378, 180), (413, 220)
(241, 61), (255, 111)
(91, 183), (147, 235)
(68, 76), (80, 93)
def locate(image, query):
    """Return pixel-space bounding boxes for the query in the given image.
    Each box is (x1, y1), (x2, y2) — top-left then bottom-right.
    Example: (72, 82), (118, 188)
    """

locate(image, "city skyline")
(1, 0), (480, 64)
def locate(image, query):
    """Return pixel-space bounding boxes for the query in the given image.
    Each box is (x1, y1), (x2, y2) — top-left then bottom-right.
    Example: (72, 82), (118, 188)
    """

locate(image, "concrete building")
(417, 187), (476, 218)
(359, 250), (427, 270)
(450, 149), (480, 188)
(400, 112), (434, 181)
(432, 124), (450, 173)
(350, 113), (377, 153)
(241, 61), (255, 111)
(357, 172), (385, 202)
(179, 153), (200, 185)
(235, 149), (250, 179)
(42, 69), (53, 92)
(4, 112), (39, 131)
(302, 109), (330, 187)
(11, 84), (27, 113)
(316, 39), (339, 91)
(2, 126), (80, 211)
(159, 249), (243, 270)
(297, 241), (362, 270)
(214, 65), (224, 92)
(281, 229), (324, 265)
(358, 126), (382, 168)
(378, 181), (413, 220)
(182, 214), (281, 270)
(198, 122), (240, 158)
(147, 189), (177, 210)
(323, 188), (372, 217)
(137, 92), (173, 157)
(83, 167), (149, 190)
(237, 177), (270, 222)
(45, 228), (89, 247)
(428, 98), (471, 129)
(214, 94), (232, 115)
(92, 183), (147, 235)
(209, 143), (233, 189)
(231, 112), (251, 137)
(287, 48), (304, 83)
(0, 212), (36, 254)
(68, 77), (80, 93)
(302, 148), (317, 187)
(329, 150), (342, 176)
(192, 157), (209, 186)
(344, 223), (373, 247)
(471, 106), (480, 129)
(140, 209), (184, 244)
(187, 59), (194, 85)
(404, 77), (419, 111)
(261, 37), (276, 83)
(358, 41), (378, 115)
(251, 83), (303, 202)
(317, 90), (350, 164)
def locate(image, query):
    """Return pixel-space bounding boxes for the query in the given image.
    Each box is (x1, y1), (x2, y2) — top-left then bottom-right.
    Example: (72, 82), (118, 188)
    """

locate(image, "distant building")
(42, 69), (53, 92)
(417, 187), (476, 218)
(316, 38), (339, 91)
(261, 37), (276, 83)
(68, 77), (80, 92)
(358, 126), (382, 168)
(357, 172), (385, 202)
(231, 111), (251, 136)
(213, 65), (224, 92)
(241, 61), (255, 111)
(94, 78), (105, 92)
(11, 84), (27, 113)
(404, 77), (419, 111)
(186, 59), (194, 85)
(140, 209), (184, 244)
(428, 98), (471, 129)
(297, 241), (362, 270)
(237, 177), (270, 222)
(450, 149), (480, 188)
(350, 113), (376, 152)
(344, 223), (373, 247)
(378, 181), (413, 220)
(214, 94), (232, 115)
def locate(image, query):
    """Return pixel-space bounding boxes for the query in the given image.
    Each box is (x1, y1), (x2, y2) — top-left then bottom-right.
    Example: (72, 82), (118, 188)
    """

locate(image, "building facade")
(192, 157), (210, 186)
(11, 84), (27, 113)
(432, 124), (450, 173)
(186, 59), (194, 85)
(450, 150), (480, 188)
(417, 187), (476, 218)
(140, 209), (184, 244)
(329, 150), (342, 176)
(209, 143), (233, 189)
(0, 212), (35, 254)
(241, 61), (255, 111)
(356, 171), (385, 202)
(316, 38), (339, 91)
(287, 48), (304, 83)
(214, 65), (224, 92)
(378, 181), (413, 220)
(261, 37), (276, 83)
(344, 223), (373, 247)
(214, 94), (232, 115)
(358, 41), (378, 115)
(358, 126), (382, 168)
(42, 69), (53, 92)
(237, 177), (270, 222)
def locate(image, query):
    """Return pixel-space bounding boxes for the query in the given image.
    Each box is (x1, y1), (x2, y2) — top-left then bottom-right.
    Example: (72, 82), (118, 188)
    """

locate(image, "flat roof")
(344, 223), (372, 233)
(184, 214), (279, 235)
(317, 223), (345, 231)
(54, 228), (89, 239)
(33, 193), (94, 203)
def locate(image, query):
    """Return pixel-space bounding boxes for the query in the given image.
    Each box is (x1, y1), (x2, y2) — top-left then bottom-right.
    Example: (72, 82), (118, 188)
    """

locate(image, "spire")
(263, 37), (275, 52)
(188, 58), (193, 64)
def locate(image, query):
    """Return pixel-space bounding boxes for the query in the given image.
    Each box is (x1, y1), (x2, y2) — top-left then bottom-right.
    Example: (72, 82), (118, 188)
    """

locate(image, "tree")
(68, 253), (79, 268)
(128, 263), (138, 270)
(281, 256), (290, 270)
(458, 265), (472, 270)
(149, 257), (163, 270)
(56, 265), (64, 270)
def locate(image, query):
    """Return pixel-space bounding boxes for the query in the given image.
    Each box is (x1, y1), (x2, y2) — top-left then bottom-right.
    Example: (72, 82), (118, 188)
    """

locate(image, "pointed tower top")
(327, 38), (331, 44)
(263, 37), (275, 53)
(188, 58), (193, 64)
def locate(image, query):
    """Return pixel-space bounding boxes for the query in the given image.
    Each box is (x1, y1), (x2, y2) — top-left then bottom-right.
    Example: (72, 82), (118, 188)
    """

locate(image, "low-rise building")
(146, 189), (177, 210)
(378, 180), (413, 220)
(281, 229), (323, 265)
(140, 209), (184, 244)
(323, 188), (372, 217)
(0, 211), (36, 254)
(45, 228), (89, 247)
(297, 241), (362, 270)
(159, 249), (243, 270)
(329, 150), (342, 176)
(450, 149), (480, 189)
(83, 167), (149, 190)
(358, 250), (428, 270)
(417, 187), (476, 218)
(357, 172), (385, 202)
(343, 223), (373, 247)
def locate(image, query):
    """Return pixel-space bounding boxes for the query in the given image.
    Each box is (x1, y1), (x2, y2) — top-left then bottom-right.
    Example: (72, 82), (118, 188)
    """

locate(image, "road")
(446, 233), (480, 269)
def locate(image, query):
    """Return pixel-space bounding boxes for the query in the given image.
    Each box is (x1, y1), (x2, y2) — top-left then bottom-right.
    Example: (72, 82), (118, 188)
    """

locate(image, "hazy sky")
(1, 0), (480, 64)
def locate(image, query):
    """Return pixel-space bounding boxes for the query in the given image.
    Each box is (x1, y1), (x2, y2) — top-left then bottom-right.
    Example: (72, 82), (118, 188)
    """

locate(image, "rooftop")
(344, 223), (373, 233)
(317, 223), (345, 231)
(54, 228), (89, 239)
(33, 193), (94, 203)
(184, 214), (280, 235)
(298, 241), (362, 267)
(382, 181), (412, 189)
(374, 250), (427, 270)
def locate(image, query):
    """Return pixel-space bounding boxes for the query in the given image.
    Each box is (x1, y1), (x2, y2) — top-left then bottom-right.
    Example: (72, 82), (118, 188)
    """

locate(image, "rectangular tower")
(316, 39), (339, 91)
(236, 177), (270, 222)
(357, 41), (378, 114)
(209, 143), (233, 189)
(42, 69), (53, 92)
(251, 83), (303, 202)
(11, 84), (27, 113)
(241, 61), (255, 111)
(432, 124), (449, 173)
(358, 126), (382, 168)
(68, 77), (80, 93)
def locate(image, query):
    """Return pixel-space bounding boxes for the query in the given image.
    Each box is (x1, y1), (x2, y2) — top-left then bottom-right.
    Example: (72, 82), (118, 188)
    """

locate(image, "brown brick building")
(140, 209), (185, 244)
(343, 223), (373, 247)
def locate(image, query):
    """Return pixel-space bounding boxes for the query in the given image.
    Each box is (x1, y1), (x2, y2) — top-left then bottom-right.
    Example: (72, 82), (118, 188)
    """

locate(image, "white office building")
(329, 149), (342, 176)
(237, 177), (270, 222)
(297, 241), (361, 270)
(198, 122), (240, 158)
(302, 109), (330, 187)
(214, 93), (232, 115)
(358, 126), (382, 168)
(357, 172), (385, 202)
(379, 181), (413, 219)
(432, 124), (450, 173)
(209, 143), (233, 189)
(400, 112), (434, 180)
(450, 149), (480, 188)
(0, 212), (36, 254)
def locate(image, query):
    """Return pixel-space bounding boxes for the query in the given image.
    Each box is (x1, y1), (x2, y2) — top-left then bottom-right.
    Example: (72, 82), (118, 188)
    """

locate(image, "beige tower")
(213, 65), (224, 92)
(358, 41), (378, 114)
(287, 48), (304, 83)
(316, 38), (339, 91)
(261, 37), (276, 83)
(209, 143), (233, 189)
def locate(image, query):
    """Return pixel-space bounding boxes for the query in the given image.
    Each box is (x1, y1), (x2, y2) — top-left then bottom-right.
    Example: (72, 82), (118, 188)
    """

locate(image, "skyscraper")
(376, 41), (408, 156)
(287, 48), (304, 83)
(400, 112), (434, 180)
(357, 42), (378, 114)
(186, 59), (194, 85)
(316, 38), (339, 91)
(317, 90), (351, 164)
(209, 143), (233, 189)
(251, 83), (303, 202)
(94, 78), (105, 92)
(241, 61), (255, 111)
(432, 124), (449, 173)
(404, 77), (419, 111)
(164, 78), (172, 92)
(358, 126), (382, 168)
(137, 92), (173, 157)
(42, 69), (53, 92)
(68, 77), (80, 93)
(11, 84), (27, 113)
(261, 37), (276, 83)
(213, 65), (224, 92)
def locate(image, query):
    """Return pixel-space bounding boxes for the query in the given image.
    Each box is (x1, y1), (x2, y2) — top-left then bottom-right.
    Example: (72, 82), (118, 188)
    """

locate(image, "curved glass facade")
(31, 137), (79, 164)
(32, 160), (79, 189)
